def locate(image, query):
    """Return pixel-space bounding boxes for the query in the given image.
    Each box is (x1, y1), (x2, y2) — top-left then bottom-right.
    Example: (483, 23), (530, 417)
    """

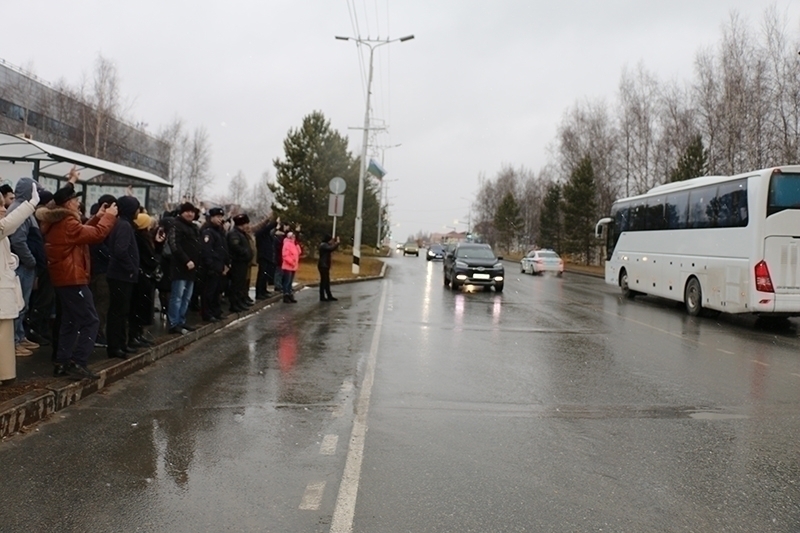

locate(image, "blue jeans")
(168, 279), (194, 328)
(14, 266), (35, 344)
(282, 270), (295, 296)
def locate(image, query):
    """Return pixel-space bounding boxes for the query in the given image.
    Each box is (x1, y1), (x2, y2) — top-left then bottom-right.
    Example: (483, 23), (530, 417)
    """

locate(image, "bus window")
(767, 173), (800, 216)
(630, 201), (646, 231)
(646, 196), (666, 230)
(689, 186), (716, 228)
(665, 191), (689, 229)
(717, 179), (748, 227)
(610, 203), (628, 256)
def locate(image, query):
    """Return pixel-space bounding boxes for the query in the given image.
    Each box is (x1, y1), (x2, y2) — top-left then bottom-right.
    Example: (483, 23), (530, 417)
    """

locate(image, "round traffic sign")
(329, 177), (346, 194)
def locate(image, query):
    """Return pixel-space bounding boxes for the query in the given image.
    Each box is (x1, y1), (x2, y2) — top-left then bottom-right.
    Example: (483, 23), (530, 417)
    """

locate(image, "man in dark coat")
(254, 214), (279, 300)
(167, 202), (201, 334)
(318, 234), (340, 302)
(200, 207), (229, 322)
(105, 196), (140, 359)
(88, 193), (116, 347)
(226, 214), (254, 312)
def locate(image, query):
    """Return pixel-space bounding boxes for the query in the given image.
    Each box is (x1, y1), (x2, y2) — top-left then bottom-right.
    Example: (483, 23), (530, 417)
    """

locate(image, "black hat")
(207, 207), (224, 218)
(97, 194), (116, 206)
(39, 190), (54, 205)
(53, 185), (81, 205)
(178, 202), (196, 214)
(233, 214), (250, 226)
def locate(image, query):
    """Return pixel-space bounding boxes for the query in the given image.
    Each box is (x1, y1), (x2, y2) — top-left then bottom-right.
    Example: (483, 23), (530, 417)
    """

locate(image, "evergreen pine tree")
(271, 111), (377, 248)
(669, 134), (707, 182)
(562, 156), (597, 265)
(493, 191), (523, 251)
(538, 182), (562, 252)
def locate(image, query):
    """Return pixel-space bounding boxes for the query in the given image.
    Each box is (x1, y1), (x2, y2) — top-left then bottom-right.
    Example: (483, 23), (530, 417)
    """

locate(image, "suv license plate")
(473, 273), (490, 280)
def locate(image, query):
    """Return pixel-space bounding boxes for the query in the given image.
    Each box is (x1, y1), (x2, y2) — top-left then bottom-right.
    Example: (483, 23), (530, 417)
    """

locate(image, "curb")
(0, 264), (391, 440)
(564, 267), (604, 279)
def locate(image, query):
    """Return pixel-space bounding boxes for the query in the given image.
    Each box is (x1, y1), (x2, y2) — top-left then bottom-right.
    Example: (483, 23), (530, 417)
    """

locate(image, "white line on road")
(330, 280), (388, 533)
(320, 434), (339, 455)
(752, 360), (770, 367)
(716, 349), (735, 355)
(792, 373), (800, 378)
(299, 481), (326, 510)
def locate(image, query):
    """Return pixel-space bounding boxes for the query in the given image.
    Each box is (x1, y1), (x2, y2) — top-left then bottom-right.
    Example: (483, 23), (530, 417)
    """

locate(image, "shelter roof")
(0, 132), (171, 187)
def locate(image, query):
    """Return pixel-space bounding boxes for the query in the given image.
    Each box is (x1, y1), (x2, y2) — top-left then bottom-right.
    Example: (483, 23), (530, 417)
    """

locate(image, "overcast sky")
(1, 1), (798, 239)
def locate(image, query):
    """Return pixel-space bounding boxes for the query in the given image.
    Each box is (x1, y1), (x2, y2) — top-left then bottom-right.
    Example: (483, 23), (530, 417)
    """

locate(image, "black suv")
(443, 243), (504, 292)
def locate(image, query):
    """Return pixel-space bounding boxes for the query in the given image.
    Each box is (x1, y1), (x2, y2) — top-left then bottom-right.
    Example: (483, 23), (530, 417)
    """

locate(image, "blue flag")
(367, 159), (387, 179)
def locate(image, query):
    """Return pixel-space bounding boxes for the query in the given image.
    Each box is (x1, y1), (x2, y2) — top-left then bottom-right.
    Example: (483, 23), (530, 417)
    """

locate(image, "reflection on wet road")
(0, 255), (798, 532)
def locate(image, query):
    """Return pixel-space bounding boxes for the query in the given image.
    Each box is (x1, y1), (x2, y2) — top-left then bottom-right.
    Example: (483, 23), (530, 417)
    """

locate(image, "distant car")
(443, 243), (504, 292)
(426, 244), (445, 261)
(403, 242), (420, 256)
(395, 243), (404, 250)
(520, 249), (564, 276)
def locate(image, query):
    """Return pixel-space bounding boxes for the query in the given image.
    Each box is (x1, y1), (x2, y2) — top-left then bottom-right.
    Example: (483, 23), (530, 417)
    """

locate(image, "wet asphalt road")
(1, 255), (799, 532)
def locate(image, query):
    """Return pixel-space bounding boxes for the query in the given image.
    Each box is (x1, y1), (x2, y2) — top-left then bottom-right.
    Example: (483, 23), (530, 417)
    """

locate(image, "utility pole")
(336, 34), (414, 274)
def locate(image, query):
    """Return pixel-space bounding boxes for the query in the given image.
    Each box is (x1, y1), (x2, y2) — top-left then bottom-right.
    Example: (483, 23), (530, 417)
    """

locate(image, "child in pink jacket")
(281, 232), (301, 303)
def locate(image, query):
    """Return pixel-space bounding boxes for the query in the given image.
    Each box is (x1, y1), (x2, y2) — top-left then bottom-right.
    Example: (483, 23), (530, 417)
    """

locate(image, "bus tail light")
(755, 260), (774, 293)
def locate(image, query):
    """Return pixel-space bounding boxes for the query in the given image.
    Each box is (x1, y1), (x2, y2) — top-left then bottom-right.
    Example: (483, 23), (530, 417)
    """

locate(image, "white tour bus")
(595, 165), (800, 317)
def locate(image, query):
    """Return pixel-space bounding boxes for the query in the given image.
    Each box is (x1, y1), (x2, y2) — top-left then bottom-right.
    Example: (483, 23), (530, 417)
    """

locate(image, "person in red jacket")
(36, 176), (117, 379)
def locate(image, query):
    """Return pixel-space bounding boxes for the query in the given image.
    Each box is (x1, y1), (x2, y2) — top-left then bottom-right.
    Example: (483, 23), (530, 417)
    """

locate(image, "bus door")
(764, 172), (800, 300)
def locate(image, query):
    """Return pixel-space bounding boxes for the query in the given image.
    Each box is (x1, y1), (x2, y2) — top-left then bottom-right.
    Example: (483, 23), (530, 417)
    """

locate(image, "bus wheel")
(684, 277), (702, 316)
(620, 270), (634, 299)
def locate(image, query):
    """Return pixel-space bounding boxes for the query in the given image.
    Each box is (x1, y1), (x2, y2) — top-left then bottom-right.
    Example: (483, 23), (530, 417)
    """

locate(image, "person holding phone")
(318, 234), (340, 302)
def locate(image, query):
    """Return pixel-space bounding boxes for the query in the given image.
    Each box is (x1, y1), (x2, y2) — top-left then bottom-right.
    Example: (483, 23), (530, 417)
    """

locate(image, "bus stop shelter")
(0, 132), (171, 212)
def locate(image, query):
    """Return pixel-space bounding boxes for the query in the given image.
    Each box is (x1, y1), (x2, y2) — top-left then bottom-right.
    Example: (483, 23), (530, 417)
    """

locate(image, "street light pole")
(336, 34), (414, 274)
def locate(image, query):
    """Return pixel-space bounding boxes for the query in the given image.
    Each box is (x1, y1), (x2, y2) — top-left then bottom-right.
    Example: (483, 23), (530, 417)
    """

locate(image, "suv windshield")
(768, 173), (800, 216)
(456, 246), (495, 259)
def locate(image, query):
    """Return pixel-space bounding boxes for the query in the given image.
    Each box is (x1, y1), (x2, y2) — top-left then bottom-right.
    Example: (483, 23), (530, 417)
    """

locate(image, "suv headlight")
(455, 260), (468, 268)
(493, 263), (503, 269)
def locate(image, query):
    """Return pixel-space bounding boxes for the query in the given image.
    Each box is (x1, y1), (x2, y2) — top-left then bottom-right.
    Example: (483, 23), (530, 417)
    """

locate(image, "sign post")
(328, 177), (346, 238)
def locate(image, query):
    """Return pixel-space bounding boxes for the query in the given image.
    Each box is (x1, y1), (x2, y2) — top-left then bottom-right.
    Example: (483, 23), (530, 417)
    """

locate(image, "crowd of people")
(0, 168), (340, 383)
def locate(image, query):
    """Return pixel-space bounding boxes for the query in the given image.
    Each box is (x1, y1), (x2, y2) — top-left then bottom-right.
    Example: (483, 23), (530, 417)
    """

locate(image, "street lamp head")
(335, 36), (350, 41)
(399, 35), (415, 42)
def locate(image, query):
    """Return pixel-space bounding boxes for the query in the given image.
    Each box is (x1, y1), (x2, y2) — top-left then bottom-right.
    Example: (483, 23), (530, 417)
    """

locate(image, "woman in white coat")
(0, 184), (39, 382)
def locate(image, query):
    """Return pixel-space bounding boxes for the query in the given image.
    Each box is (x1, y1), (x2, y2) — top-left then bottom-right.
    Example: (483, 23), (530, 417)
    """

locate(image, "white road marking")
(752, 360), (770, 367)
(330, 280), (388, 533)
(320, 434), (339, 455)
(791, 373), (800, 378)
(299, 481), (326, 510)
(716, 349), (735, 355)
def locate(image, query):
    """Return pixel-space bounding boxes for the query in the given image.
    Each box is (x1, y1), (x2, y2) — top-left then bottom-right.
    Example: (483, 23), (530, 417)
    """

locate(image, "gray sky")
(1, 1), (798, 239)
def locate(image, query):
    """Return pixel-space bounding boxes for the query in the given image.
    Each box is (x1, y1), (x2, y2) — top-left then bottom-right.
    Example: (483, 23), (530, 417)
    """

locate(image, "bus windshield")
(767, 173), (800, 216)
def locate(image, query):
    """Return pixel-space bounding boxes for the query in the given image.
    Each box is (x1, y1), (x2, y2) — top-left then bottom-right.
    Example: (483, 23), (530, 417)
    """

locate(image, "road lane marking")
(751, 360), (770, 367)
(299, 481), (326, 510)
(320, 434), (339, 455)
(716, 349), (735, 355)
(792, 373), (800, 378)
(330, 280), (388, 533)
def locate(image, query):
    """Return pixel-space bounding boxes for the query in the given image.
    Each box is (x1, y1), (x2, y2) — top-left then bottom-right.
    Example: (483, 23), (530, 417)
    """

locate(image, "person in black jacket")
(129, 212), (159, 347)
(254, 214), (279, 299)
(88, 194), (116, 347)
(105, 195), (140, 359)
(200, 207), (230, 322)
(227, 214), (254, 312)
(167, 202), (201, 334)
(318, 234), (340, 301)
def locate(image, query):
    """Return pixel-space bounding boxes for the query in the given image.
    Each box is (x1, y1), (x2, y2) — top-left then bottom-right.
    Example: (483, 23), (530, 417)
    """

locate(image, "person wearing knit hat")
(129, 211), (159, 348)
(134, 212), (151, 231)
